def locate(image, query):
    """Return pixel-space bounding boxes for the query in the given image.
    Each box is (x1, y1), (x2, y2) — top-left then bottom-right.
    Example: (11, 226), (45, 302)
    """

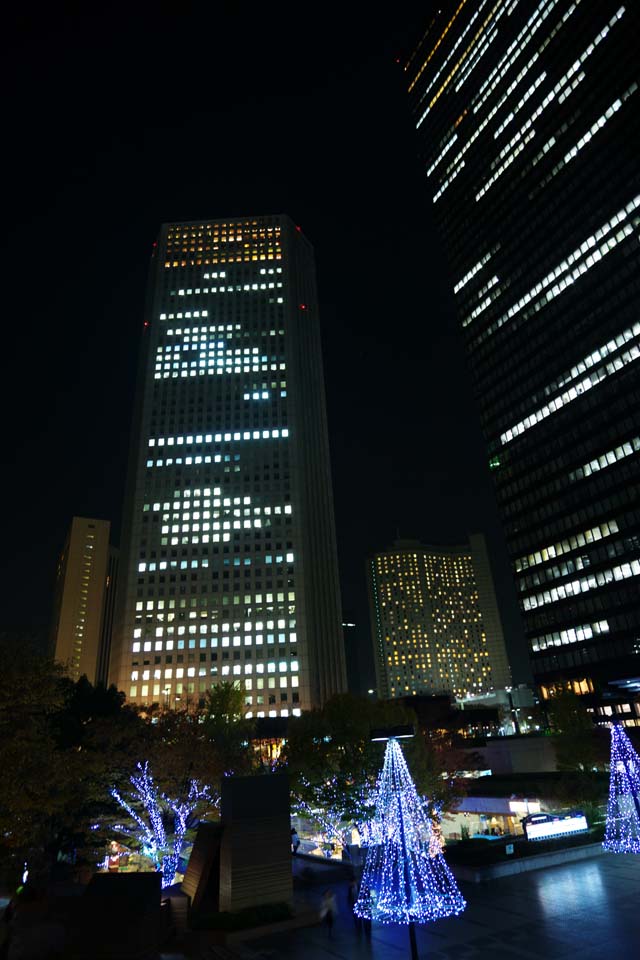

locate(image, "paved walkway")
(219, 853), (640, 960)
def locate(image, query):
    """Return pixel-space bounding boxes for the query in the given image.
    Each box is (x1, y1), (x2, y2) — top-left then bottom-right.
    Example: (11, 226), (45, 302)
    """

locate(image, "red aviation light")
(299, 303), (307, 311)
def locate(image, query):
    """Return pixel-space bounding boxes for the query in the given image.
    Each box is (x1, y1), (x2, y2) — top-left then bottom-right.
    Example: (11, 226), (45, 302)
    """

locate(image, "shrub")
(192, 901), (292, 931)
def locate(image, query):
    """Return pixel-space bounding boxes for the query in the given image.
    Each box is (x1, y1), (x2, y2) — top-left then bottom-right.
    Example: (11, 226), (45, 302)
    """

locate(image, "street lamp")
(370, 724), (415, 742)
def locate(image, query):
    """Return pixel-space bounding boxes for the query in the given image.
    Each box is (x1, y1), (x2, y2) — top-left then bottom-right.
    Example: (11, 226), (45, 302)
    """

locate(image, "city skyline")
(2, 6), (640, 947)
(0, 5), (528, 687)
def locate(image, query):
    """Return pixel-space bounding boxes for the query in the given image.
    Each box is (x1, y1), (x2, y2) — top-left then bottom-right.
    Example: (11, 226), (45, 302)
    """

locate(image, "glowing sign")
(509, 800), (541, 815)
(524, 812), (588, 841)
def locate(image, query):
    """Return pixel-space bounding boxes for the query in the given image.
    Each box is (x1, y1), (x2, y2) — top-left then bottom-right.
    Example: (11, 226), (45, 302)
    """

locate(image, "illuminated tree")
(111, 761), (213, 887)
(291, 775), (375, 854)
(285, 695), (462, 862)
(603, 724), (640, 854)
(354, 738), (466, 927)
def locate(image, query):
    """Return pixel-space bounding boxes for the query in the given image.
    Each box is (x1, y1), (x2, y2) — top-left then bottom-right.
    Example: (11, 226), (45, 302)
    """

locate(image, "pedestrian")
(291, 828), (300, 854)
(360, 884), (373, 939)
(321, 889), (337, 937)
(347, 878), (362, 933)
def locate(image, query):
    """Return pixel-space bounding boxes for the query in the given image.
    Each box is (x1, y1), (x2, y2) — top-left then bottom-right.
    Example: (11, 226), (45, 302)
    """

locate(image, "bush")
(192, 901), (292, 931)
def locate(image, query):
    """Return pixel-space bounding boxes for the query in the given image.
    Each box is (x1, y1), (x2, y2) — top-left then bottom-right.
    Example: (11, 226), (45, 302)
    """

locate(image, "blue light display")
(354, 738), (466, 925)
(603, 723), (640, 855)
(111, 761), (211, 887)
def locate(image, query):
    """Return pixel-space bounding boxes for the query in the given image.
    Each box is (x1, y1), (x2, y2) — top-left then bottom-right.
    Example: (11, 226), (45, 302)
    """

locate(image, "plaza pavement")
(197, 853), (640, 960)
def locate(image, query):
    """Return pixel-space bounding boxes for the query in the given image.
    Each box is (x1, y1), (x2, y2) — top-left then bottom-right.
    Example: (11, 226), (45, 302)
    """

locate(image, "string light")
(429, 801), (446, 858)
(354, 738), (466, 925)
(603, 724), (640, 854)
(162, 778), (211, 887)
(110, 761), (212, 887)
(292, 774), (376, 853)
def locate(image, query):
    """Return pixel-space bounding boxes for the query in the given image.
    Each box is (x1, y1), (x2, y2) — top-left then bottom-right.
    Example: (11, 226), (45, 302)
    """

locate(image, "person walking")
(290, 828), (300, 854)
(321, 889), (337, 938)
(347, 878), (362, 934)
(360, 884), (373, 940)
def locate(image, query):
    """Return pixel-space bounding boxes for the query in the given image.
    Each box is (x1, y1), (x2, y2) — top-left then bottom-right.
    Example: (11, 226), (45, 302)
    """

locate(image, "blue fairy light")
(354, 738), (466, 925)
(603, 724), (640, 854)
(110, 761), (212, 887)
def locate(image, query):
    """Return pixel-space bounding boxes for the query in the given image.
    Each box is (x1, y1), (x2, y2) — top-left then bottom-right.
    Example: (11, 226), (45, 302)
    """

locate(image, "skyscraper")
(51, 517), (118, 685)
(368, 535), (510, 699)
(111, 215), (346, 715)
(405, 2), (640, 702)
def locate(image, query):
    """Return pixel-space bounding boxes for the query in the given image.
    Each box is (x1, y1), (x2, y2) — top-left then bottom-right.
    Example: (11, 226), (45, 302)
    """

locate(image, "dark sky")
(0, 3), (530, 686)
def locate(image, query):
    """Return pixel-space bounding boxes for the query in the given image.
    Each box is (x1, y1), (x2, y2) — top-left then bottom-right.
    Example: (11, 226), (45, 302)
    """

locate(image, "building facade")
(111, 215), (346, 715)
(368, 536), (510, 699)
(405, 1), (640, 700)
(51, 517), (117, 684)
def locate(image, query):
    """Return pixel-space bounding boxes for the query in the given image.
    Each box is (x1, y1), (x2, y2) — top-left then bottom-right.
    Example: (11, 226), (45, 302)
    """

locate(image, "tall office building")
(51, 517), (118, 685)
(368, 535), (510, 699)
(405, 2), (640, 701)
(111, 215), (346, 715)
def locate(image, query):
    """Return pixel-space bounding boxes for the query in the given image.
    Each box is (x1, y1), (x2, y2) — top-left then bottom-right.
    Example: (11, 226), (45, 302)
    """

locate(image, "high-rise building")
(51, 517), (118, 685)
(368, 535), (510, 699)
(405, 2), (640, 701)
(342, 619), (368, 696)
(111, 215), (346, 715)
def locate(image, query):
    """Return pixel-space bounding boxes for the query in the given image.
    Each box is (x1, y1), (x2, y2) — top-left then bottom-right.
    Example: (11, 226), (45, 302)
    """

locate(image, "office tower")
(97, 547), (119, 685)
(51, 517), (118, 684)
(112, 215), (346, 715)
(405, 2), (640, 701)
(342, 619), (370, 696)
(368, 535), (510, 699)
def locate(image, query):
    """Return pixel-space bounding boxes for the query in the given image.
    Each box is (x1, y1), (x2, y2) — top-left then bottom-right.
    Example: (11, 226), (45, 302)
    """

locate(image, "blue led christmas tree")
(354, 738), (466, 928)
(603, 723), (640, 854)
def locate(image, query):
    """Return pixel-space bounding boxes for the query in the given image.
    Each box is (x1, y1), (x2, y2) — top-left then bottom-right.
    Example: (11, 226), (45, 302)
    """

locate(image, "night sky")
(1, 3), (530, 687)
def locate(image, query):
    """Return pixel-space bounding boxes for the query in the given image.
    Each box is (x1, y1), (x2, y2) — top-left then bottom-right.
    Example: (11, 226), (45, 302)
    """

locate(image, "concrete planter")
(199, 908), (321, 947)
(451, 841), (606, 883)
